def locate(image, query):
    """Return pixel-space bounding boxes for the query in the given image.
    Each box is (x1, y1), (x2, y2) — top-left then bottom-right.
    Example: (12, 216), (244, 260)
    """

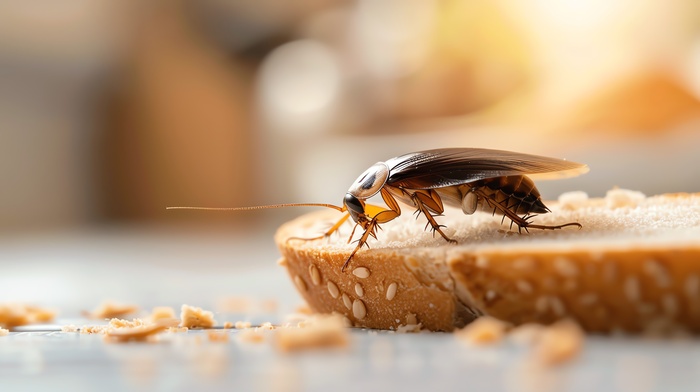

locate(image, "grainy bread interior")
(275, 189), (700, 333)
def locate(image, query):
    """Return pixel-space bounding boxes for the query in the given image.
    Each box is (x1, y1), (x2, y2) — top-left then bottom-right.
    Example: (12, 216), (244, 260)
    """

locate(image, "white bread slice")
(275, 189), (700, 333)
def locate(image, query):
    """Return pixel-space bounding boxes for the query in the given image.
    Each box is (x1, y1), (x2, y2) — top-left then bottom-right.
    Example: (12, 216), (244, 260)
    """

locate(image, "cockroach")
(169, 148), (588, 272)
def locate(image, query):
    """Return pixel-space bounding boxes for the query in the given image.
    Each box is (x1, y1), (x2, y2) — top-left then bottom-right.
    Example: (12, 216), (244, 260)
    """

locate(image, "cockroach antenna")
(166, 203), (345, 212)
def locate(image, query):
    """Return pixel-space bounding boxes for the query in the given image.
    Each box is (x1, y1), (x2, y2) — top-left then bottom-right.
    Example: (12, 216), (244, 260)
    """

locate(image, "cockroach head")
(344, 193), (365, 224)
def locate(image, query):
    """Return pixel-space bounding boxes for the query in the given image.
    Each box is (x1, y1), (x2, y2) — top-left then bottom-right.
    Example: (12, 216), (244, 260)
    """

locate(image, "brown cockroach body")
(169, 148), (588, 272)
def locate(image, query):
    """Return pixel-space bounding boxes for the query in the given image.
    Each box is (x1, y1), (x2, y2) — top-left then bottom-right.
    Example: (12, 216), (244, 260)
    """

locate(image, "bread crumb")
(508, 323), (545, 346)
(86, 301), (138, 319)
(533, 320), (584, 365)
(81, 325), (108, 334)
(396, 323), (422, 333)
(606, 188), (646, 209)
(235, 321), (252, 329)
(180, 305), (216, 329)
(558, 191), (589, 210)
(273, 314), (349, 352)
(109, 318), (147, 328)
(455, 316), (510, 345)
(61, 325), (79, 333)
(206, 331), (229, 343)
(80, 317), (179, 335)
(223, 322), (233, 329)
(0, 303), (56, 328)
(166, 326), (188, 333)
(105, 320), (174, 343)
(256, 322), (275, 331)
(149, 307), (176, 322)
(0, 328), (9, 336)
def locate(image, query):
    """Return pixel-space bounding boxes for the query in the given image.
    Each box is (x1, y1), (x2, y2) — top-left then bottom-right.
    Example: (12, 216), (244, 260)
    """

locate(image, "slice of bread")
(275, 189), (700, 333)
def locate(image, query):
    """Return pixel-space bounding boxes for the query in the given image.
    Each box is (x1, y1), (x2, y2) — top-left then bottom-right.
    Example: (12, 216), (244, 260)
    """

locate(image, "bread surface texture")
(275, 190), (700, 332)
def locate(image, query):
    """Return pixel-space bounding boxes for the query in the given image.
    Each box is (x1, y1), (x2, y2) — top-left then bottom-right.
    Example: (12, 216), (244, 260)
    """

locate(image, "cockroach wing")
(384, 148), (588, 190)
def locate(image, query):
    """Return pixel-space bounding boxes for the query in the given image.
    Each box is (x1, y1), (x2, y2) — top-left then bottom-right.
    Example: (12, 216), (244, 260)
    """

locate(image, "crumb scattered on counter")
(180, 305), (216, 329)
(256, 322), (275, 331)
(455, 317), (585, 366)
(396, 323), (422, 333)
(0, 328), (9, 336)
(61, 325), (79, 333)
(455, 316), (510, 344)
(508, 323), (545, 346)
(274, 314), (349, 353)
(149, 307), (176, 322)
(0, 303), (56, 328)
(235, 321), (252, 329)
(86, 301), (139, 319)
(105, 321), (174, 343)
(533, 320), (584, 365)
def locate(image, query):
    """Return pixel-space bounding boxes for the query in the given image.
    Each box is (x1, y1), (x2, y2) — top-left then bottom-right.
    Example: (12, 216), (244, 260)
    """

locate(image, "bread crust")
(276, 192), (700, 333)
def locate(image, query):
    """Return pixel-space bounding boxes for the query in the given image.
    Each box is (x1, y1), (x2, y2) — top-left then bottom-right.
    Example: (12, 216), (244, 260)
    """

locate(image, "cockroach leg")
(474, 189), (582, 233)
(342, 220), (378, 271)
(411, 192), (457, 244)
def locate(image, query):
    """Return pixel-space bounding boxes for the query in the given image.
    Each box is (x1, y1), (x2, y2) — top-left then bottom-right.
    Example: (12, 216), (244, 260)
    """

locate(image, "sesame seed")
(352, 300), (367, 320)
(624, 276), (640, 301)
(294, 276), (307, 292)
(352, 267), (370, 279)
(309, 265), (321, 286)
(342, 294), (352, 310)
(643, 259), (670, 288)
(554, 257), (579, 277)
(515, 280), (533, 294)
(386, 282), (398, 301)
(327, 281), (340, 299)
(355, 283), (364, 297)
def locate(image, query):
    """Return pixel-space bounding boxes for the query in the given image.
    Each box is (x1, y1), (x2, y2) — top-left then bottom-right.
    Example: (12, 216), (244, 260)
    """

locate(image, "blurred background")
(1, 0), (700, 309)
(3, 2), (700, 385)
(2, 0), (700, 232)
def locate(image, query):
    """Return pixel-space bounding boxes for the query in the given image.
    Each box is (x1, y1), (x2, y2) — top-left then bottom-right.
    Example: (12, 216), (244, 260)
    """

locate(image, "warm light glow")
(351, 0), (436, 79)
(258, 39), (340, 134)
